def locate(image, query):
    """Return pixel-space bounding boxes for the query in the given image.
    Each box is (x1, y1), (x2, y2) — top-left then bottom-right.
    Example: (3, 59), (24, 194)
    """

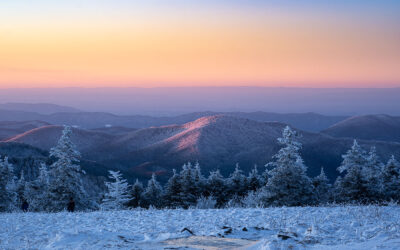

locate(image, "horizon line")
(1, 86), (400, 90)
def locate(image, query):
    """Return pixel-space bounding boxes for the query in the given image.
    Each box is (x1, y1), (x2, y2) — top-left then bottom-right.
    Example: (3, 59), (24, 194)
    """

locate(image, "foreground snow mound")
(1, 206), (400, 249)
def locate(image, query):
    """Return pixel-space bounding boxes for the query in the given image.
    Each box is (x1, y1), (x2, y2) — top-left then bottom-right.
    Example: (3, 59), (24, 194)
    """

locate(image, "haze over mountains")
(1, 87), (400, 115)
(0, 103), (81, 115)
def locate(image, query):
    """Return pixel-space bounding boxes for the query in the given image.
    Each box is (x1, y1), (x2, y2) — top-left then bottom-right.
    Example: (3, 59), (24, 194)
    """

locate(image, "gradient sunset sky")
(1, 0), (399, 88)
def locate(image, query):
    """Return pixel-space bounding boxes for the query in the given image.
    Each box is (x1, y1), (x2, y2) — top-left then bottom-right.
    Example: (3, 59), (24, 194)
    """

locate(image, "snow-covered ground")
(1, 205), (400, 249)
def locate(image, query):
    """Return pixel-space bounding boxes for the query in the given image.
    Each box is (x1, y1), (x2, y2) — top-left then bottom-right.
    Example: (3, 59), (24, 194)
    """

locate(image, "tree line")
(1, 126), (400, 212)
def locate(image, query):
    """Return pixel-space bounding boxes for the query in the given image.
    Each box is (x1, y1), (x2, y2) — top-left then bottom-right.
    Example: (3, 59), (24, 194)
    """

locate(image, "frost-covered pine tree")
(261, 126), (314, 206)
(163, 169), (183, 208)
(247, 165), (262, 192)
(206, 170), (227, 207)
(363, 147), (384, 201)
(312, 168), (331, 204)
(142, 173), (163, 208)
(16, 171), (27, 203)
(102, 170), (131, 210)
(381, 155), (400, 201)
(25, 163), (50, 211)
(128, 179), (144, 208)
(0, 156), (17, 212)
(193, 162), (206, 198)
(47, 126), (92, 211)
(334, 140), (369, 203)
(179, 162), (197, 208)
(227, 163), (248, 199)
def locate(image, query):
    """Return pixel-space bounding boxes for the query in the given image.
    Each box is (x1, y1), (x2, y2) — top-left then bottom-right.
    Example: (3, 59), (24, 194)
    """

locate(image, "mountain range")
(322, 114), (400, 143)
(0, 103), (81, 114)
(1, 103), (400, 183)
(2, 115), (400, 183)
(0, 120), (50, 141)
(0, 108), (346, 132)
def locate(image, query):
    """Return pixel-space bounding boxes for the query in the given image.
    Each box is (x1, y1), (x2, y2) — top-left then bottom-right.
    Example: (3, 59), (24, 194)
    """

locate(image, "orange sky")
(1, 1), (399, 88)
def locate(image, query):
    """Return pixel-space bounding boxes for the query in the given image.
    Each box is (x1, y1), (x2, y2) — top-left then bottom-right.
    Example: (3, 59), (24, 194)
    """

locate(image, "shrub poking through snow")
(195, 196), (217, 209)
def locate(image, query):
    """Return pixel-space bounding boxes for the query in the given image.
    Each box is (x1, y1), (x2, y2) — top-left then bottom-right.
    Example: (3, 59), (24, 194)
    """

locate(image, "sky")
(1, 0), (400, 88)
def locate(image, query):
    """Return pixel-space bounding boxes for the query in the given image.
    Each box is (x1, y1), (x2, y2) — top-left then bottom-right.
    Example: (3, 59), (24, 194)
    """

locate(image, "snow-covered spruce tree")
(363, 147), (384, 202)
(261, 168), (269, 187)
(163, 169), (183, 208)
(381, 155), (400, 202)
(226, 163), (248, 200)
(261, 126), (314, 206)
(47, 126), (93, 212)
(128, 179), (144, 208)
(0, 156), (18, 212)
(193, 162), (206, 198)
(334, 140), (369, 203)
(206, 170), (228, 207)
(24, 163), (50, 211)
(179, 162), (197, 208)
(247, 165), (263, 192)
(142, 173), (163, 208)
(312, 168), (331, 204)
(16, 171), (27, 204)
(102, 170), (131, 210)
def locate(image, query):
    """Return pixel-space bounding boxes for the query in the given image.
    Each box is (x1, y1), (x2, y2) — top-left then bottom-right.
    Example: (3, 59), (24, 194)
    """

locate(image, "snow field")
(1, 205), (400, 249)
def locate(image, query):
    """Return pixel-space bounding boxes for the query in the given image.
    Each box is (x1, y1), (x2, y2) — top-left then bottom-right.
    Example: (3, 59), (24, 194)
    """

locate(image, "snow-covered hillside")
(1, 206), (400, 249)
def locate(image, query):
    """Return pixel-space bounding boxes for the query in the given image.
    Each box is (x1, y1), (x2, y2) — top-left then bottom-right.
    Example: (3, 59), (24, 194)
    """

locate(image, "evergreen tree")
(227, 163), (247, 199)
(334, 140), (369, 203)
(128, 179), (144, 208)
(142, 173), (163, 208)
(16, 171), (27, 203)
(261, 126), (314, 206)
(0, 156), (17, 212)
(179, 163), (197, 208)
(247, 165), (262, 192)
(261, 167), (269, 187)
(25, 163), (50, 211)
(363, 147), (384, 201)
(193, 162), (206, 198)
(47, 126), (93, 211)
(312, 168), (331, 204)
(102, 170), (131, 210)
(163, 169), (183, 208)
(206, 170), (228, 207)
(382, 155), (400, 201)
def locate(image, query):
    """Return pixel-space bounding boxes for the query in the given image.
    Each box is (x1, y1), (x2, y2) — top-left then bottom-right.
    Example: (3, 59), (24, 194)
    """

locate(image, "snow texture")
(1, 205), (400, 249)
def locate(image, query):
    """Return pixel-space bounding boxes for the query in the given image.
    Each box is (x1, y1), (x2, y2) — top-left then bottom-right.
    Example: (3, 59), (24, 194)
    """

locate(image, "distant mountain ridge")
(5, 115), (400, 183)
(0, 103), (81, 115)
(0, 120), (50, 141)
(322, 114), (400, 143)
(0, 106), (347, 132)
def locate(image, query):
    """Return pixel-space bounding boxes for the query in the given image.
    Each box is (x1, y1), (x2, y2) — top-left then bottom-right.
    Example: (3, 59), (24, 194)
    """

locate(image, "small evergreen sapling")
(206, 169), (228, 207)
(382, 155), (400, 201)
(142, 173), (163, 208)
(102, 170), (131, 210)
(313, 168), (331, 204)
(0, 156), (17, 212)
(128, 179), (144, 208)
(334, 140), (369, 203)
